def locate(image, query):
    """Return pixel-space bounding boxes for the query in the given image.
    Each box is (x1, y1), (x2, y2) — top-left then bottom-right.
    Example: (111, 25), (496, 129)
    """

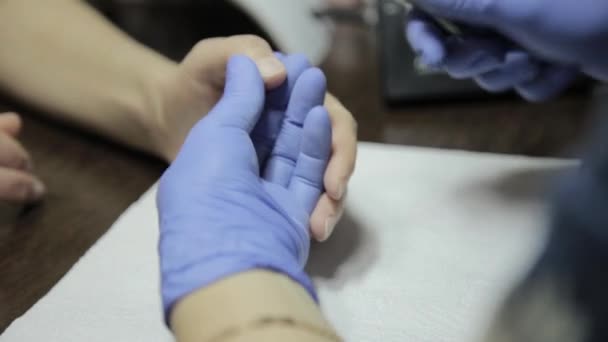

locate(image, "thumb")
(206, 55), (265, 132)
(181, 35), (287, 90)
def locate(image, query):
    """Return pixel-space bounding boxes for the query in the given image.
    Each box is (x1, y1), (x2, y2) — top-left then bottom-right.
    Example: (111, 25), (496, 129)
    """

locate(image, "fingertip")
(266, 53), (313, 109)
(406, 19), (446, 66)
(285, 53), (312, 70)
(0, 112), (22, 137)
(302, 106), (332, 159)
(0, 169), (45, 204)
(288, 69), (328, 114)
(301, 68), (327, 90)
(324, 170), (349, 201)
(256, 56), (287, 90)
(516, 88), (553, 103)
(307, 105), (331, 123)
(0, 112), (20, 121)
(474, 77), (509, 93)
(208, 55), (265, 131)
(289, 107), (333, 212)
(282, 54), (312, 84)
(29, 178), (46, 202)
(224, 54), (265, 99)
(322, 127), (356, 202)
(440, 35), (511, 79)
(310, 194), (344, 242)
(444, 51), (502, 79)
(310, 215), (326, 242)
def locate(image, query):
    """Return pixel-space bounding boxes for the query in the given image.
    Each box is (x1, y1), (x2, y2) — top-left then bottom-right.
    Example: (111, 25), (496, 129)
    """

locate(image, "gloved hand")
(154, 35), (355, 243)
(406, 0), (608, 101)
(157, 55), (332, 320)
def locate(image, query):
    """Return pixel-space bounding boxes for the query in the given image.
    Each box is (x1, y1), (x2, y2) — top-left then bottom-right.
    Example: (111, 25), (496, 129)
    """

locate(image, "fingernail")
(31, 180), (46, 199)
(257, 57), (284, 78)
(322, 215), (339, 242)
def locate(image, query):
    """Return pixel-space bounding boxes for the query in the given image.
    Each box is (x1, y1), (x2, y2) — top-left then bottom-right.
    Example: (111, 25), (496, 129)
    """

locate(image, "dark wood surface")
(0, 18), (594, 332)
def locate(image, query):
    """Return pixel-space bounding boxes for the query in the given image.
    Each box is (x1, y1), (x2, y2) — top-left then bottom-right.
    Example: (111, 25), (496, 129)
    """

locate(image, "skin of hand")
(148, 35), (356, 241)
(407, 0), (608, 101)
(172, 270), (339, 342)
(0, 0), (355, 229)
(158, 55), (332, 318)
(0, 112), (45, 203)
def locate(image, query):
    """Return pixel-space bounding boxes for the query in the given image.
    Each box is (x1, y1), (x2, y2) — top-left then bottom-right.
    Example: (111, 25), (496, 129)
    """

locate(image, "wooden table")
(0, 21), (594, 332)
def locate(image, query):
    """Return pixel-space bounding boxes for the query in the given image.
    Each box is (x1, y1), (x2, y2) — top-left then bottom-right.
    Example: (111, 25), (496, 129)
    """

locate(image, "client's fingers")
(323, 93), (356, 201)
(0, 167), (45, 203)
(310, 194), (345, 242)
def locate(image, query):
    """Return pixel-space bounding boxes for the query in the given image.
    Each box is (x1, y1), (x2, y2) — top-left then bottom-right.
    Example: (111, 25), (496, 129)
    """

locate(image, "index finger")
(323, 93), (357, 201)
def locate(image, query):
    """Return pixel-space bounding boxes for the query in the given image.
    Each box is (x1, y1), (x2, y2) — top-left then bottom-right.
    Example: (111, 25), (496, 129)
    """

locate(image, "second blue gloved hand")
(157, 55), (331, 320)
(406, 0), (608, 101)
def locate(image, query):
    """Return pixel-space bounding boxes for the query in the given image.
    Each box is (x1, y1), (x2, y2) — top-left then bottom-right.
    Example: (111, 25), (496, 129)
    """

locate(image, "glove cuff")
(161, 253), (317, 326)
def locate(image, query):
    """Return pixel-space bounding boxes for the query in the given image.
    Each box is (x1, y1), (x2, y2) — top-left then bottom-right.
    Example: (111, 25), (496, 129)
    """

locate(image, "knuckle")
(325, 97), (358, 134)
(325, 101), (339, 115)
(188, 37), (223, 60)
(10, 153), (30, 170)
(190, 40), (210, 57)
(338, 158), (356, 179)
(350, 116), (359, 133)
(232, 35), (272, 55)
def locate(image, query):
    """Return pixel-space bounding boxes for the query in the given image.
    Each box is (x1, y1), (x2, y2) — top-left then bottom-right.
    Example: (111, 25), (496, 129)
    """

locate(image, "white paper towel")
(1, 143), (574, 342)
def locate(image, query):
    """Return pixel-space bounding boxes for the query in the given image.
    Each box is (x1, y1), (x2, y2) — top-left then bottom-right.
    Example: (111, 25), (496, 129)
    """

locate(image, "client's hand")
(157, 55), (331, 319)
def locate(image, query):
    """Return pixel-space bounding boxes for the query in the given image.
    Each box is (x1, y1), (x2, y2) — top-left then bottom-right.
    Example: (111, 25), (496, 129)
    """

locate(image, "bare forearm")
(171, 270), (341, 342)
(0, 0), (176, 156)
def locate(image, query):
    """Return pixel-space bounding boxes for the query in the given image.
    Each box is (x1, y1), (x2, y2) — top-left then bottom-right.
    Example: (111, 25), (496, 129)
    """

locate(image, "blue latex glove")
(157, 55), (331, 319)
(406, 1), (608, 101)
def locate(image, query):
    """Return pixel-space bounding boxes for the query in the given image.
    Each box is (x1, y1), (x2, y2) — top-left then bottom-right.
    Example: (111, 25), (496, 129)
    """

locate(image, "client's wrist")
(171, 270), (335, 342)
(161, 244), (317, 322)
